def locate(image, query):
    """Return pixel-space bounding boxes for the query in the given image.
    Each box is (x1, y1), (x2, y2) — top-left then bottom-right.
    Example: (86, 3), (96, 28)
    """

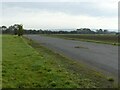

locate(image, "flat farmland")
(45, 34), (119, 45)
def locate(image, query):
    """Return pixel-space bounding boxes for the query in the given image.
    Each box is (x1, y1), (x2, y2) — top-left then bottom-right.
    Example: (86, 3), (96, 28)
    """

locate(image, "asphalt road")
(25, 35), (118, 77)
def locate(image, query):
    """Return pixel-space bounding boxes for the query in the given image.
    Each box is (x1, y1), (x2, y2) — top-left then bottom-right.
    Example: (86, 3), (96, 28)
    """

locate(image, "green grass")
(44, 34), (119, 46)
(2, 35), (116, 88)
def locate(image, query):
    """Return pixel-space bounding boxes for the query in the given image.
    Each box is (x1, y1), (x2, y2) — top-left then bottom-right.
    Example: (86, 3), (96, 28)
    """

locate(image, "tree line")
(1, 24), (23, 36)
(1, 24), (117, 35)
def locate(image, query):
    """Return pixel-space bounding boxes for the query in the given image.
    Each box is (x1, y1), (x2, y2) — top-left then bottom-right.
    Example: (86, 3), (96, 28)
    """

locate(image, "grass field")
(44, 34), (119, 46)
(2, 35), (116, 88)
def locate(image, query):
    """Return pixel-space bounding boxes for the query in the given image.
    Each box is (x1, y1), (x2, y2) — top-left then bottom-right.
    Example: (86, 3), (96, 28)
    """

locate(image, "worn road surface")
(25, 35), (118, 77)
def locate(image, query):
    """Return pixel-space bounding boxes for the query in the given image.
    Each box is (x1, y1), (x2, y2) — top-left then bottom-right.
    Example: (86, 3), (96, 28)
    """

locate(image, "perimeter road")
(24, 35), (118, 77)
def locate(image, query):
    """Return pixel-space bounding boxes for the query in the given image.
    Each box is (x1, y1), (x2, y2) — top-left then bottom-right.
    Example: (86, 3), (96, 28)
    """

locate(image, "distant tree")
(13, 24), (23, 36)
(70, 30), (77, 34)
(38, 29), (43, 34)
(116, 32), (120, 35)
(6, 25), (14, 34)
(2, 26), (7, 32)
(2, 26), (7, 29)
(77, 28), (94, 34)
(17, 24), (23, 36)
(96, 29), (104, 34)
(14, 29), (18, 35)
(103, 30), (109, 34)
(13, 25), (18, 35)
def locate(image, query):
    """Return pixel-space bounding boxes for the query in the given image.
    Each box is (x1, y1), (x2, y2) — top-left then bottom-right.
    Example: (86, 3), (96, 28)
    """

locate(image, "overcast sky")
(1, 0), (118, 30)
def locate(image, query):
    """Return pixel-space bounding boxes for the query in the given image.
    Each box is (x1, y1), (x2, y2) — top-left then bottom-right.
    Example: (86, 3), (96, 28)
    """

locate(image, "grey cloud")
(2, 2), (117, 17)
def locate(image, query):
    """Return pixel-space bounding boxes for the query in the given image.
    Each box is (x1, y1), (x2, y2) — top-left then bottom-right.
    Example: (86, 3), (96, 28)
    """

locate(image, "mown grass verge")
(2, 35), (116, 88)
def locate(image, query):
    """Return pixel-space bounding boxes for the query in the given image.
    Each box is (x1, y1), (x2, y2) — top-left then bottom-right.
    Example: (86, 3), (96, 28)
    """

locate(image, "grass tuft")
(107, 77), (114, 82)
